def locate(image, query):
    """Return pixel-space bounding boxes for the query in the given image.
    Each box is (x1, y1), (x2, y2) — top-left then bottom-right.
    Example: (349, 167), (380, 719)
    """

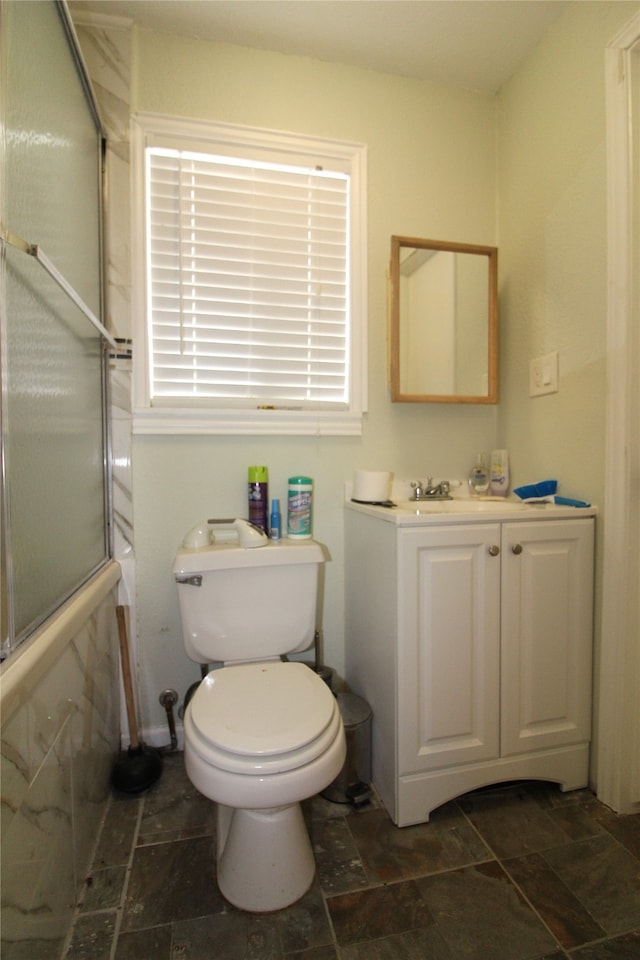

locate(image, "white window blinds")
(146, 148), (351, 408)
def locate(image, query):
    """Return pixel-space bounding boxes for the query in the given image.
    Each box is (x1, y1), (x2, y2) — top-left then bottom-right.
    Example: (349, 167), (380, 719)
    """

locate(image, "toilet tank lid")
(173, 539), (325, 575)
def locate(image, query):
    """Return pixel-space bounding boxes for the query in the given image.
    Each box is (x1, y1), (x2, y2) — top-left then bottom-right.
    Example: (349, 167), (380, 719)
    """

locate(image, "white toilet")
(173, 519), (346, 912)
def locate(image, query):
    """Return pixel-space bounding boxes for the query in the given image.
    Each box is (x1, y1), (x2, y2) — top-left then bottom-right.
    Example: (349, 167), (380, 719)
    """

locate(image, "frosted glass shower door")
(3, 252), (108, 642)
(1, 0), (109, 650)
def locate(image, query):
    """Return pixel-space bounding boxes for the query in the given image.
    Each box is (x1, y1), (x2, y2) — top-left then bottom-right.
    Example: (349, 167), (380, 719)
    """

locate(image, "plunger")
(111, 605), (163, 793)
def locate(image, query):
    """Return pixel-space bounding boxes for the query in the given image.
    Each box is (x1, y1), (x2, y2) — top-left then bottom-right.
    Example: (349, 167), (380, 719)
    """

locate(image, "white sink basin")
(397, 498), (528, 513)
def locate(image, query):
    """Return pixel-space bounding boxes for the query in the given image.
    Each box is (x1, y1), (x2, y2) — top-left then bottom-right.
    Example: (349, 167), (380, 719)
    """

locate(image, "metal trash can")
(322, 693), (372, 805)
(302, 661), (334, 690)
(315, 665), (334, 690)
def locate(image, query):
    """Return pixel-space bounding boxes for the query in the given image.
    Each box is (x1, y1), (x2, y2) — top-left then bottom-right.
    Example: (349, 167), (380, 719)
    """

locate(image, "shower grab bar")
(0, 226), (118, 350)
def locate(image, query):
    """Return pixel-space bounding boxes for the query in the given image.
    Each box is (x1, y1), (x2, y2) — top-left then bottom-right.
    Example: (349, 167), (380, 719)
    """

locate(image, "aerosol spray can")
(248, 466), (269, 533)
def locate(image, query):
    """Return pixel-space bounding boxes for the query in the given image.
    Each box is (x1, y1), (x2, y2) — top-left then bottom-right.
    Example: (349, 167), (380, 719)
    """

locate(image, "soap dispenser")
(490, 449), (509, 497)
(468, 453), (490, 496)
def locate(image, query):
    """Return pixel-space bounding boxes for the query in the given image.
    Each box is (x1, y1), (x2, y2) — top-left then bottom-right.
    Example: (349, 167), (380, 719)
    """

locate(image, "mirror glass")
(389, 236), (498, 403)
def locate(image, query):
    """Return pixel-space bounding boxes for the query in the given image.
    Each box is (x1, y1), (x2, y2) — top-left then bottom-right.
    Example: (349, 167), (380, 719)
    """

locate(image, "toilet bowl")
(173, 525), (346, 912)
(184, 661), (345, 911)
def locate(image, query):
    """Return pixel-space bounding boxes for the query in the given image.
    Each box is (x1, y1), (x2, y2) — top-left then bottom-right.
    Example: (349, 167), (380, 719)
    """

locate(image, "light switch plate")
(529, 351), (559, 397)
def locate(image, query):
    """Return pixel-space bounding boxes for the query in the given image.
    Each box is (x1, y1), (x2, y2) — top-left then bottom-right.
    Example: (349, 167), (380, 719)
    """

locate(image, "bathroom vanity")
(344, 494), (596, 826)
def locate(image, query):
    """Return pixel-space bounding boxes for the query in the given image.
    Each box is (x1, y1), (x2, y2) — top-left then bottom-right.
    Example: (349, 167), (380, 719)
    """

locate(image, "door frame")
(598, 12), (640, 814)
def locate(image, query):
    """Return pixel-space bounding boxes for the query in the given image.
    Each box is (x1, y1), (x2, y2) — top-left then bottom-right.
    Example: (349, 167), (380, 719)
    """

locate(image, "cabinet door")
(398, 524), (501, 775)
(501, 519), (594, 757)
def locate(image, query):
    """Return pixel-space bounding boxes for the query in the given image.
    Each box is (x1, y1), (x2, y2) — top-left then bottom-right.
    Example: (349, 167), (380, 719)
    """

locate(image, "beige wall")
(127, 1), (636, 742)
(130, 31), (500, 732)
(497, 1), (635, 498)
(497, 0), (638, 779)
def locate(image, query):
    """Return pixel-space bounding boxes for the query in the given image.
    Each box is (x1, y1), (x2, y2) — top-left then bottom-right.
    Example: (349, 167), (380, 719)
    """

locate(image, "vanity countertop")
(345, 489), (597, 526)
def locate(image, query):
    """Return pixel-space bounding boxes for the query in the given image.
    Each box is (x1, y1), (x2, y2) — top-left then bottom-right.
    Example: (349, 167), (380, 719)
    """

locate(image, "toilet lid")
(188, 661), (338, 772)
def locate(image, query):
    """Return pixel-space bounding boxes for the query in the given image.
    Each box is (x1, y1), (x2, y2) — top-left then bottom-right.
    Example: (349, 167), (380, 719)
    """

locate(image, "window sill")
(132, 407), (363, 437)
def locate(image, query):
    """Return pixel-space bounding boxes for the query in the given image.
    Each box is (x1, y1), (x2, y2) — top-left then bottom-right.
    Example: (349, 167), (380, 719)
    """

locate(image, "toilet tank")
(173, 539), (325, 663)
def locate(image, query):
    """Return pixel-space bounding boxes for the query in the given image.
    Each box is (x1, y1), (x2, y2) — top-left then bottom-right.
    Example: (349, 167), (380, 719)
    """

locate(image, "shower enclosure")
(1, 4), (121, 954)
(1, 0), (112, 657)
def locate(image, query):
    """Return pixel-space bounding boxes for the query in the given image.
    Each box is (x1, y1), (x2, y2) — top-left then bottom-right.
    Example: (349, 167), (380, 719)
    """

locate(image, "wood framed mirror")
(389, 236), (498, 403)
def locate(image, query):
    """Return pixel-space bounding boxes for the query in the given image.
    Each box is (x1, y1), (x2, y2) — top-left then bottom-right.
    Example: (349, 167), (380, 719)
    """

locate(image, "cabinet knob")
(512, 543), (523, 555)
(488, 545), (500, 556)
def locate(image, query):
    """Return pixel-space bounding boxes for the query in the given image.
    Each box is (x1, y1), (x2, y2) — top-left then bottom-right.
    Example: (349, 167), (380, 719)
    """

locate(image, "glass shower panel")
(3, 0), (103, 312)
(2, 0), (109, 647)
(4, 249), (107, 641)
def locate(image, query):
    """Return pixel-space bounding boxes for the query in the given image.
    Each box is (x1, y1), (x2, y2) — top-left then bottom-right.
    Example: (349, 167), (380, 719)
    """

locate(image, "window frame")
(131, 113), (368, 436)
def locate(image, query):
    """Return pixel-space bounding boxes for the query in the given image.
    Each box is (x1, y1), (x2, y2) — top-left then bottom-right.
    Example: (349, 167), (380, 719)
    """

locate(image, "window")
(132, 114), (367, 435)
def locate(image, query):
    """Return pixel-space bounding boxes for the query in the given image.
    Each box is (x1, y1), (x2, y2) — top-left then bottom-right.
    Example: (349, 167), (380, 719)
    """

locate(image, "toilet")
(173, 519), (346, 912)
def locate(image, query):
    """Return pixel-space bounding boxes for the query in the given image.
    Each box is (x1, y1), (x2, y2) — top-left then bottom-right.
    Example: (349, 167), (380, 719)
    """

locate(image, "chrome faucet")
(410, 478), (452, 501)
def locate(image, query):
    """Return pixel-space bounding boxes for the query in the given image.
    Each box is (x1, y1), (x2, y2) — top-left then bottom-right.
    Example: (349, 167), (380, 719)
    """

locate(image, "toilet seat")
(187, 661), (341, 776)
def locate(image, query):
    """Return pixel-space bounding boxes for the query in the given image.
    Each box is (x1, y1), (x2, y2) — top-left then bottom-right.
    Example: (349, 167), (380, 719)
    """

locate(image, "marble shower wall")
(75, 14), (135, 564)
(72, 15), (140, 748)
(0, 581), (120, 959)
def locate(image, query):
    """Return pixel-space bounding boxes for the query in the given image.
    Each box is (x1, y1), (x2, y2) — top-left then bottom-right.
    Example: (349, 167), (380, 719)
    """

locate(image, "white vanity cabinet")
(345, 504), (595, 826)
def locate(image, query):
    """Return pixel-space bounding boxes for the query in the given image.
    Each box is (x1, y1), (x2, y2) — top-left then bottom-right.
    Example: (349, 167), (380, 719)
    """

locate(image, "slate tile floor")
(64, 753), (640, 960)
